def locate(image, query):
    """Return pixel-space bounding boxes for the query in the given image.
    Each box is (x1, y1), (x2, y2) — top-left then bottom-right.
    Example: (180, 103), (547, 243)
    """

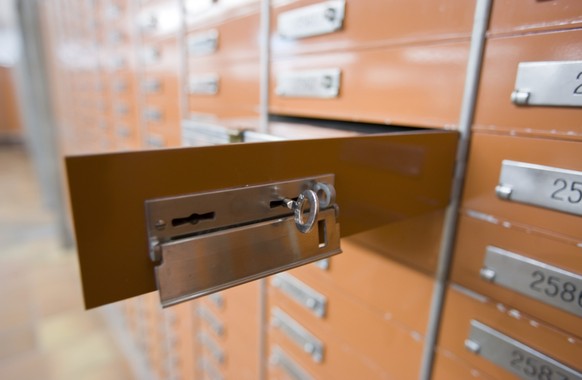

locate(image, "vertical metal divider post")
(258, 2), (272, 379)
(134, 0), (147, 148)
(258, 0), (271, 134)
(14, 0), (74, 248)
(418, 0), (492, 378)
(178, 0), (188, 146)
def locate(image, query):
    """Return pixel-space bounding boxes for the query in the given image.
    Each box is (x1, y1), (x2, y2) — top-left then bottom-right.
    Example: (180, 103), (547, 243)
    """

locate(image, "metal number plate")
(277, 0), (345, 39)
(188, 29), (218, 56)
(270, 346), (313, 380)
(197, 332), (225, 364)
(271, 272), (327, 318)
(496, 160), (582, 216)
(198, 306), (225, 336)
(276, 68), (341, 98)
(198, 358), (223, 380)
(466, 320), (582, 380)
(481, 246), (582, 317)
(512, 61), (582, 107)
(271, 308), (324, 363)
(189, 74), (219, 95)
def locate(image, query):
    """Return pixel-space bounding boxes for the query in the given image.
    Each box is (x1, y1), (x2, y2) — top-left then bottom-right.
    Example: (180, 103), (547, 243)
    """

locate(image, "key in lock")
(279, 182), (336, 234)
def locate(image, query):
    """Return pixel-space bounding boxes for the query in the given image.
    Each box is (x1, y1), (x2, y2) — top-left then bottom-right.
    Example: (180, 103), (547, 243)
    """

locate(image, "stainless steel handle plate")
(146, 175), (340, 307)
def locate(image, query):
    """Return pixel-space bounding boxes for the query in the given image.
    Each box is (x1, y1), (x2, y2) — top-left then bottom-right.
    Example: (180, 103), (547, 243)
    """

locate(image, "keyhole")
(171, 212), (215, 227)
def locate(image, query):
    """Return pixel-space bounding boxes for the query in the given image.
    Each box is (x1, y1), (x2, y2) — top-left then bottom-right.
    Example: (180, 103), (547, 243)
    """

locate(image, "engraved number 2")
(574, 72), (582, 95)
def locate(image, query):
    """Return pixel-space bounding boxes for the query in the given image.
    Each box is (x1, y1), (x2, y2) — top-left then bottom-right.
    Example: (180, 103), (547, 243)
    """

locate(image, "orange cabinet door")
(65, 129), (458, 309)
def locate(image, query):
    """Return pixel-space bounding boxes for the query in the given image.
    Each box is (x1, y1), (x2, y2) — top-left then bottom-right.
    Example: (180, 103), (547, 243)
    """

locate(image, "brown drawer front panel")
(141, 75), (179, 106)
(268, 279), (425, 378)
(489, 0), (582, 36)
(186, 11), (260, 62)
(451, 214), (582, 338)
(474, 30), (582, 140)
(270, 41), (469, 127)
(288, 236), (435, 334)
(432, 350), (494, 380)
(139, 37), (179, 71)
(462, 133), (582, 239)
(199, 282), (261, 328)
(268, 318), (394, 380)
(271, 0), (475, 56)
(438, 286), (582, 378)
(187, 61), (260, 115)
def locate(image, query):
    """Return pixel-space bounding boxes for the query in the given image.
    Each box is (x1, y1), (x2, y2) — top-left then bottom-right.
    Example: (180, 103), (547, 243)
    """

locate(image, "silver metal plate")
(497, 160), (582, 216)
(189, 74), (219, 95)
(146, 175), (334, 240)
(271, 308), (324, 363)
(181, 119), (242, 147)
(314, 258), (330, 270)
(276, 68), (341, 98)
(466, 320), (582, 379)
(271, 272), (327, 318)
(197, 332), (225, 364)
(270, 346), (313, 380)
(512, 61), (582, 107)
(482, 246), (582, 317)
(277, 0), (345, 39)
(188, 29), (218, 56)
(208, 293), (224, 310)
(198, 358), (223, 380)
(155, 208), (340, 307)
(198, 305), (225, 336)
(141, 78), (162, 93)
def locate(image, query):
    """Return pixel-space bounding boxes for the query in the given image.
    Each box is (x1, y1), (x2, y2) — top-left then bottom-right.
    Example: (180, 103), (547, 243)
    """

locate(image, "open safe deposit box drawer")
(66, 127), (458, 309)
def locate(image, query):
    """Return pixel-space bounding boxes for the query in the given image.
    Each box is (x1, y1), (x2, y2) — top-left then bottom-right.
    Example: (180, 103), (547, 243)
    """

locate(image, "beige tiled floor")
(0, 145), (134, 380)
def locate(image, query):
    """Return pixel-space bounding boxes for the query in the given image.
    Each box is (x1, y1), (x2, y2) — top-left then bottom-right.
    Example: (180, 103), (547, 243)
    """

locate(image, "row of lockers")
(41, 0), (582, 379)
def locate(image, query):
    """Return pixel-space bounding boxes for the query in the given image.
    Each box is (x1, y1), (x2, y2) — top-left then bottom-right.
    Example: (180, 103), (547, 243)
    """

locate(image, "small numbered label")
(466, 320), (582, 380)
(483, 246), (582, 317)
(513, 61), (582, 107)
(497, 160), (582, 217)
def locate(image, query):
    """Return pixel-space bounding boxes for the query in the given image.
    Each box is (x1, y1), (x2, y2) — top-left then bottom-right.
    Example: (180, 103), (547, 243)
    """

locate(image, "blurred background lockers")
(1, 0), (581, 379)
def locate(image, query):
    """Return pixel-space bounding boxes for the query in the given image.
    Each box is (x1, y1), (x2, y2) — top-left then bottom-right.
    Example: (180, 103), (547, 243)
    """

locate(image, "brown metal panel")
(66, 131), (457, 308)
(271, 0), (475, 56)
(187, 59), (260, 117)
(450, 214), (582, 338)
(270, 41), (469, 128)
(489, 0), (582, 36)
(199, 282), (261, 331)
(462, 132), (582, 240)
(432, 350), (495, 380)
(474, 30), (582, 141)
(438, 286), (582, 377)
(186, 9), (260, 62)
(288, 237), (435, 334)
